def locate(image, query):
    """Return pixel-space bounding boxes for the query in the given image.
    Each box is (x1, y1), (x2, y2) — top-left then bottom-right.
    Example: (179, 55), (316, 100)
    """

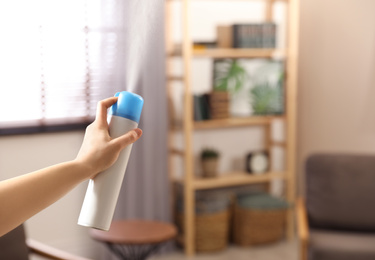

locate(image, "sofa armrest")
(26, 238), (92, 260)
(296, 197), (309, 260)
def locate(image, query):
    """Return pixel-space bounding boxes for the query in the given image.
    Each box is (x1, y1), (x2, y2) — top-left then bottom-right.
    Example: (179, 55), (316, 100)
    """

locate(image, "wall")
(298, 0), (375, 193)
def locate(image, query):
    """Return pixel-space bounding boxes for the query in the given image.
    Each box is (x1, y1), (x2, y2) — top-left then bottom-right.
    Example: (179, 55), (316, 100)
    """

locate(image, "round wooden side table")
(90, 220), (177, 260)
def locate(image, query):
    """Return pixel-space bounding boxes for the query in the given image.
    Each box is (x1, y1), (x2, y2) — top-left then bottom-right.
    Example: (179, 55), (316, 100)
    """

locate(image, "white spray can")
(78, 91), (144, 230)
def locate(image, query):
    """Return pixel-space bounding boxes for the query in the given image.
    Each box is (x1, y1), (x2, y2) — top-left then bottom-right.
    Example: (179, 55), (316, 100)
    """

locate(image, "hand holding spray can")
(78, 91), (143, 230)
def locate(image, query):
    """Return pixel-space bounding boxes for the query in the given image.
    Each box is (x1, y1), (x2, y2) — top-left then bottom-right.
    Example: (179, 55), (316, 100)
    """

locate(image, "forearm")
(0, 160), (93, 237)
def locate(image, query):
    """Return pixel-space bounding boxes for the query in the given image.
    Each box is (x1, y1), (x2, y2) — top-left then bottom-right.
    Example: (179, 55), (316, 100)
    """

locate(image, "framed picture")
(212, 58), (285, 117)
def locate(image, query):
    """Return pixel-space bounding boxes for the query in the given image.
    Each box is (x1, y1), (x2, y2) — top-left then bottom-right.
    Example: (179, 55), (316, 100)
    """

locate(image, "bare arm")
(0, 97), (142, 236)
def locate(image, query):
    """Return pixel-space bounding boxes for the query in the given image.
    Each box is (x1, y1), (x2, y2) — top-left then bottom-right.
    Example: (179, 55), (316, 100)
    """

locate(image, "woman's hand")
(75, 97), (142, 179)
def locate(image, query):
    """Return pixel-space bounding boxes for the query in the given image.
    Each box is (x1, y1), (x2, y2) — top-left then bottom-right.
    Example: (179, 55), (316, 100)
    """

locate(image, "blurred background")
(0, 0), (374, 259)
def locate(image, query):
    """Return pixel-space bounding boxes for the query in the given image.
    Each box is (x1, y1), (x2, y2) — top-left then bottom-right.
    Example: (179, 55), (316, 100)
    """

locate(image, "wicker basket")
(209, 91), (230, 119)
(177, 209), (231, 252)
(233, 202), (287, 246)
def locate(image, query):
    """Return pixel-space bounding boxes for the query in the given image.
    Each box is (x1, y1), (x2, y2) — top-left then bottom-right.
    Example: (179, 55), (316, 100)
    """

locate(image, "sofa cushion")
(306, 154), (375, 231)
(309, 229), (375, 260)
(0, 224), (29, 260)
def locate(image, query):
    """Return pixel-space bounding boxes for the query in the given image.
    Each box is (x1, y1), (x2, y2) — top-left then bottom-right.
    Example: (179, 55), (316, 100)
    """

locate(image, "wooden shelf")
(174, 171), (286, 190)
(167, 0), (289, 2)
(167, 75), (184, 81)
(194, 116), (283, 130)
(171, 116), (284, 131)
(193, 48), (282, 58)
(194, 171), (286, 190)
(271, 140), (287, 147)
(169, 46), (284, 59)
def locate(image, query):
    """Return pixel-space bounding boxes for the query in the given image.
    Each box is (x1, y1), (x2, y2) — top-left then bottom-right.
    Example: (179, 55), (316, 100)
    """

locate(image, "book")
(201, 94), (211, 120)
(193, 94), (211, 121)
(262, 23), (277, 48)
(193, 95), (203, 121)
(232, 23), (277, 48)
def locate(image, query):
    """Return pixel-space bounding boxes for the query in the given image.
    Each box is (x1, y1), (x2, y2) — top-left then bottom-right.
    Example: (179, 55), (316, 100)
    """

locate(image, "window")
(0, 0), (121, 134)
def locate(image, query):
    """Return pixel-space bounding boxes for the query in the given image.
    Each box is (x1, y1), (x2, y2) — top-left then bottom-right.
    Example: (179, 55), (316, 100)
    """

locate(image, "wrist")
(72, 159), (98, 180)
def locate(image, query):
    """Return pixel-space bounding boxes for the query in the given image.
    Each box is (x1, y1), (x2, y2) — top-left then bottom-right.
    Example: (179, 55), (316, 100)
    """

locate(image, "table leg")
(106, 242), (166, 260)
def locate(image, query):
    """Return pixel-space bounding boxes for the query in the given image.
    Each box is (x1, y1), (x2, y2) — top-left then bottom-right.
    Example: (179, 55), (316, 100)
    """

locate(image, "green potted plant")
(212, 59), (248, 119)
(214, 59), (247, 93)
(200, 148), (220, 178)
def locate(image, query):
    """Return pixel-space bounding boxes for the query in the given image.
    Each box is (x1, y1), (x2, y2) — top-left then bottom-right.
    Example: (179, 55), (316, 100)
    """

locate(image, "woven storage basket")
(176, 192), (231, 252)
(233, 193), (288, 246)
(177, 209), (230, 252)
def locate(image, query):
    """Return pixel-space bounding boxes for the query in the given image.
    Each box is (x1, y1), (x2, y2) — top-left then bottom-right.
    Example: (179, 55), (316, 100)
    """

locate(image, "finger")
(111, 128), (143, 150)
(96, 97), (118, 125)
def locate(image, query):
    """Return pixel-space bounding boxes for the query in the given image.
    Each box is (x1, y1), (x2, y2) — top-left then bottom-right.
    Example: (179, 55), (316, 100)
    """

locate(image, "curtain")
(109, 0), (170, 220)
(107, 0), (170, 257)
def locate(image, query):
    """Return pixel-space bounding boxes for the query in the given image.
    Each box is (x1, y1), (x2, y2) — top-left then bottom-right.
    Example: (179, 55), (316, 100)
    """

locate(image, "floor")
(150, 239), (298, 260)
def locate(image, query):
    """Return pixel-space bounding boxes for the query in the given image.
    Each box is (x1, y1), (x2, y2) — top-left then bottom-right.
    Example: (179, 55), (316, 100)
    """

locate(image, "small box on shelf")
(193, 41), (217, 50)
(217, 26), (233, 48)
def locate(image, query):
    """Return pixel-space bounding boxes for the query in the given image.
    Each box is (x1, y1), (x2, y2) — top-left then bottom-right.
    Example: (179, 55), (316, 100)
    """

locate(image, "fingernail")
(134, 128), (142, 137)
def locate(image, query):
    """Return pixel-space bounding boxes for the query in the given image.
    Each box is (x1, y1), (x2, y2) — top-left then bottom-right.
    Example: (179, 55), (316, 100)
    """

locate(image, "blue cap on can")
(109, 91), (144, 123)
(109, 92), (121, 115)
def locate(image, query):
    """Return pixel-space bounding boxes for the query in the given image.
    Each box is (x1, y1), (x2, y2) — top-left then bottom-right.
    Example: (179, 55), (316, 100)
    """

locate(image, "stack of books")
(217, 23), (277, 49)
(193, 92), (230, 121)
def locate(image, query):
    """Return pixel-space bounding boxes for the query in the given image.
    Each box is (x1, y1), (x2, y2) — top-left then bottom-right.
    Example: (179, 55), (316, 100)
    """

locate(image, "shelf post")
(182, 0), (195, 255)
(264, 123), (273, 192)
(285, 0), (300, 240)
(265, 0), (275, 22)
(165, 0), (175, 226)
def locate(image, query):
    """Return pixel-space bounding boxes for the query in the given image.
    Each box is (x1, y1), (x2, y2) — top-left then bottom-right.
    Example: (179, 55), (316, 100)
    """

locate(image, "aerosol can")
(78, 91), (143, 230)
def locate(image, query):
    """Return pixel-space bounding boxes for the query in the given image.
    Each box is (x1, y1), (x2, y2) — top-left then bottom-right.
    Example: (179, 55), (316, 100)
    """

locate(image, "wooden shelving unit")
(170, 47), (282, 58)
(193, 48), (279, 58)
(171, 116), (283, 131)
(177, 171), (287, 190)
(193, 116), (282, 129)
(165, 0), (299, 255)
(170, 45), (285, 58)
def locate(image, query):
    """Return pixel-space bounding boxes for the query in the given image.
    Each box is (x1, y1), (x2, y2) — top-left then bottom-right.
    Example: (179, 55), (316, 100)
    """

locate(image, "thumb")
(111, 128), (143, 150)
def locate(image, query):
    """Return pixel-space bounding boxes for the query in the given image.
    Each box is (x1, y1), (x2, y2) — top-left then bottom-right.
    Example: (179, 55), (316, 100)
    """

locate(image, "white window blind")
(0, 0), (121, 134)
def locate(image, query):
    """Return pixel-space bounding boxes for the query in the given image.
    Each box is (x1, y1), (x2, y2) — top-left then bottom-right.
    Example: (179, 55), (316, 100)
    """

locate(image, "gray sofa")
(297, 154), (375, 260)
(0, 224), (91, 260)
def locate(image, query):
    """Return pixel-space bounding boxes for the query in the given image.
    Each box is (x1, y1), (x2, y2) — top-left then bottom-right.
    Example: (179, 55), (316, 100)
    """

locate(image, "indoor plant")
(200, 148), (220, 178)
(214, 59), (247, 93)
